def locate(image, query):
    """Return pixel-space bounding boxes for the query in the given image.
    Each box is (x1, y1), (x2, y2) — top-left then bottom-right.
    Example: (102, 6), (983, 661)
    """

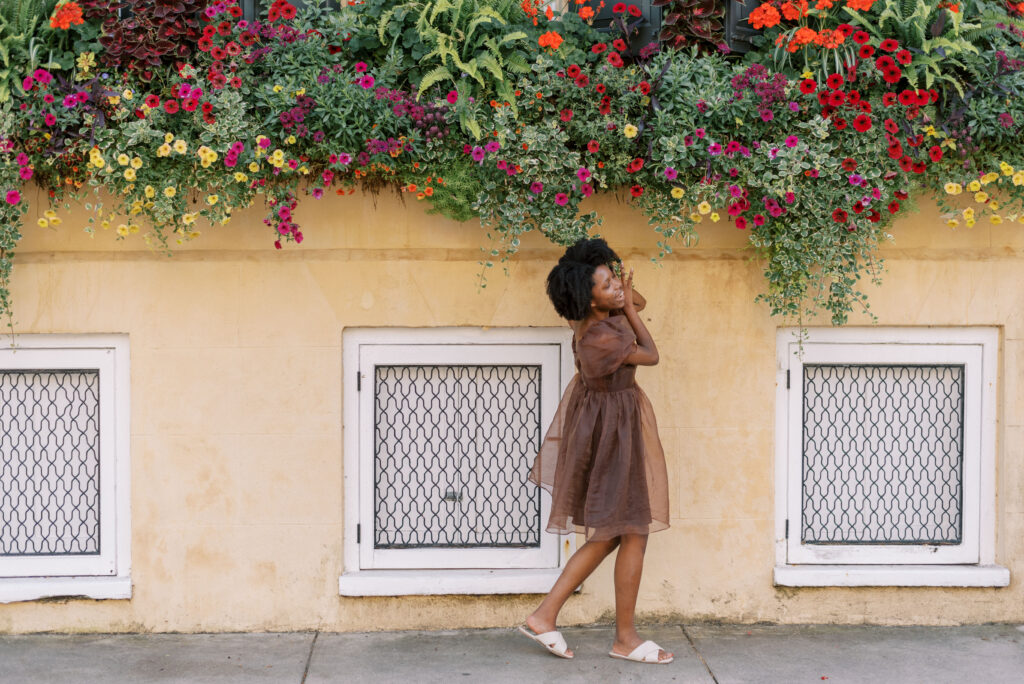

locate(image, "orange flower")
(538, 31), (563, 51)
(748, 3), (782, 29)
(845, 0), (876, 10)
(814, 0), (834, 8)
(49, 1), (84, 29)
(813, 28), (845, 48)
(781, 0), (809, 20)
(579, 6), (594, 20)
(424, 187), (434, 197)
(545, 5), (553, 20)
(792, 27), (818, 46)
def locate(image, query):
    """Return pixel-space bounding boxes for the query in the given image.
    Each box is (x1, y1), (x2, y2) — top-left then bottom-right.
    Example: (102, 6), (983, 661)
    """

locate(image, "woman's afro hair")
(546, 238), (621, 320)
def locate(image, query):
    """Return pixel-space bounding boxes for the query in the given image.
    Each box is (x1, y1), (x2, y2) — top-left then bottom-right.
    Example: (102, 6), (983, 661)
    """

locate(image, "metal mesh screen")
(374, 365), (542, 548)
(802, 364), (964, 545)
(1, 370), (101, 556)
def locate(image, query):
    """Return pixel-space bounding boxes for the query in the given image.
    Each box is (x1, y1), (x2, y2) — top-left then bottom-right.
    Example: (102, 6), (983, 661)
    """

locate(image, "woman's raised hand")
(621, 266), (635, 310)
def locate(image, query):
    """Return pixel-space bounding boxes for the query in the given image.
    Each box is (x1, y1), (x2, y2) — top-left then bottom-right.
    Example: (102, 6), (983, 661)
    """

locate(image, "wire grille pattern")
(374, 365), (542, 548)
(802, 364), (964, 545)
(1, 371), (101, 556)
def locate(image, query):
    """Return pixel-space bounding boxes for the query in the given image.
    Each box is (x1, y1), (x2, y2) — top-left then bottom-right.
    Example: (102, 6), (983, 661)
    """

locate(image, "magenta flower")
(338, 153), (352, 165)
(729, 185), (742, 198)
(19, 166), (32, 180)
(581, 183), (594, 197)
(258, 137), (271, 149)
(16, 153), (29, 166)
(22, 76), (33, 91)
(32, 69), (52, 84)
(484, 141), (500, 153)
(530, 181), (544, 194)
(312, 188), (324, 199)
(359, 76), (375, 89)
(63, 95), (78, 108)
(76, 91), (88, 103)
(5, 190), (20, 205)
(708, 142), (722, 155)
(577, 167), (591, 182)
(447, 90), (458, 104)
(695, 127), (706, 139)
(760, 110), (773, 122)
(664, 167), (677, 180)
(848, 173), (863, 185)
(784, 135), (799, 147)
(43, 113), (56, 126)
(497, 159), (508, 170)
(753, 214), (766, 226)
(555, 193), (569, 206)
(355, 62), (368, 73)
(43, 94), (54, 103)
(471, 146), (485, 162)
(785, 192), (796, 204)
(999, 113), (1014, 128)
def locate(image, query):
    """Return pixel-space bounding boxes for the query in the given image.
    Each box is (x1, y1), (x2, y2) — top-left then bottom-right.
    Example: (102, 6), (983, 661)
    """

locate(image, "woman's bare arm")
(620, 269), (658, 366)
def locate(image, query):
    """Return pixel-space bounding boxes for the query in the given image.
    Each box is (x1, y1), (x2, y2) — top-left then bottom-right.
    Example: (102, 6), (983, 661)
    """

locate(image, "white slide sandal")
(518, 625), (574, 659)
(608, 639), (673, 664)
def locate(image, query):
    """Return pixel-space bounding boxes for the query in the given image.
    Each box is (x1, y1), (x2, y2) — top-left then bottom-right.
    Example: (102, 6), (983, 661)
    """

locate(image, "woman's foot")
(611, 635), (672, 662)
(525, 612), (573, 658)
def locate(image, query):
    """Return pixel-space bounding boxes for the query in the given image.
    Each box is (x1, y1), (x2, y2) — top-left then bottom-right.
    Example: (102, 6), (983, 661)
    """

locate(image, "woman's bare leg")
(525, 537), (620, 657)
(610, 533), (672, 662)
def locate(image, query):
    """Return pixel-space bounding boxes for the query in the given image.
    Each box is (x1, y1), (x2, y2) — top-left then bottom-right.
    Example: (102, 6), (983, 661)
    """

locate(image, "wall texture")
(0, 188), (1021, 632)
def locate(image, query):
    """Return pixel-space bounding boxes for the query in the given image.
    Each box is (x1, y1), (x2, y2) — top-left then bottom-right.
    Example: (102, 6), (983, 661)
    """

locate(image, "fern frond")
(417, 65), (454, 99)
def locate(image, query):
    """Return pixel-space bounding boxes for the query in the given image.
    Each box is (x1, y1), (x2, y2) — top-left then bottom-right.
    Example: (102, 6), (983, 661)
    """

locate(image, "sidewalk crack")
(681, 625), (719, 684)
(300, 631), (319, 684)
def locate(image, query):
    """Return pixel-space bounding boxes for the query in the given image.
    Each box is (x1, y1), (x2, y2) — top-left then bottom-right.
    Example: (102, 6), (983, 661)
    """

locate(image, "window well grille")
(801, 364), (964, 545)
(1, 370), (101, 557)
(373, 365), (542, 549)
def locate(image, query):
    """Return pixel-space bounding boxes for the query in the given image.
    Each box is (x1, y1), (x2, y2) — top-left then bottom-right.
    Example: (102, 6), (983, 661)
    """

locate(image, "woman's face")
(590, 264), (624, 312)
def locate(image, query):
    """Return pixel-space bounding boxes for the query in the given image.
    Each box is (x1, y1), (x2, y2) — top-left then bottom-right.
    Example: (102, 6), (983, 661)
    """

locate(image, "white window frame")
(340, 327), (577, 596)
(773, 327), (1009, 587)
(0, 335), (131, 603)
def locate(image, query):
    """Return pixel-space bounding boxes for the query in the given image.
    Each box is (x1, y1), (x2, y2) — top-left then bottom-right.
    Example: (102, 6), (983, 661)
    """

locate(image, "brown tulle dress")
(529, 314), (670, 541)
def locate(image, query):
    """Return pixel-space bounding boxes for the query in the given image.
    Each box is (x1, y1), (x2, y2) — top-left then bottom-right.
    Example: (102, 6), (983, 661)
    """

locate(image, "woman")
(519, 238), (672, 665)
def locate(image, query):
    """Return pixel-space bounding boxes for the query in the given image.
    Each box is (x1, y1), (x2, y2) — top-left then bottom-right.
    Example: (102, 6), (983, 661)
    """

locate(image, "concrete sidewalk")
(1, 623), (1022, 684)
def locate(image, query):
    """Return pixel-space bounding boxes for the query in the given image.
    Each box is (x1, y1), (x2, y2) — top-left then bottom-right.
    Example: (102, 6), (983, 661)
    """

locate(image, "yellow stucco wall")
(0, 187), (1021, 632)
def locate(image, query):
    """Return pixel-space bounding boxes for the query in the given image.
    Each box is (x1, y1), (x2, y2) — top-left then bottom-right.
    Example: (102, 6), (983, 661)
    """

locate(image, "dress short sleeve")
(577, 317), (637, 378)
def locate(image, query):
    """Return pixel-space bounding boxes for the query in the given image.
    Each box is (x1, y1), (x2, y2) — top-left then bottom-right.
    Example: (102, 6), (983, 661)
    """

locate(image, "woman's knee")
(619, 533), (649, 551)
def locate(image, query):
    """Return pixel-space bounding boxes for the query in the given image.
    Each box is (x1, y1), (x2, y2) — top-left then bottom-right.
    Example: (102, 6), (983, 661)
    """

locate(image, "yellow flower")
(981, 172), (999, 185)
(129, 224), (140, 234)
(294, 88), (305, 97)
(206, 194), (218, 205)
(144, 185), (155, 198)
(689, 212), (701, 222)
(974, 191), (988, 203)
(173, 139), (187, 154)
(100, 219), (110, 229)
(248, 162), (260, 173)
(697, 201), (711, 215)
(44, 209), (57, 219)
(91, 155), (105, 169)
(117, 153), (130, 166)
(968, 180), (981, 192)
(801, 70), (814, 79)
(233, 172), (248, 182)
(946, 218), (959, 228)
(164, 132), (175, 144)
(670, 187), (684, 199)
(164, 186), (176, 198)
(963, 207), (974, 219)
(131, 157), (143, 169)
(623, 124), (638, 139)
(123, 168), (136, 181)
(200, 158), (212, 168)
(36, 217), (49, 228)
(270, 149), (285, 162)
(710, 212), (720, 223)
(965, 218), (976, 228)
(990, 214), (1003, 224)
(122, 89), (133, 100)
(272, 84), (283, 93)
(299, 166), (309, 175)
(1012, 171), (1024, 186)
(1000, 162), (1014, 176)
(990, 200), (1000, 210)
(116, 224), (129, 237)
(156, 144), (171, 157)
(943, 182), (962, 195)
(286, 135), (297, 145)
(76, 51), (96, 72)
(48, 216), (62, 226)
(182, 212), (198, 225)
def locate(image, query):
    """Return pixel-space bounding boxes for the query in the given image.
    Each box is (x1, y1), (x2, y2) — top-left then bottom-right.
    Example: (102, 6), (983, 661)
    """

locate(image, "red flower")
(575, 74), (590, 88)
(638, 80), (651, 95)
(880, 38), (900, 52)
(163, 99), (179, 113)
(560, 108), (573, 122)
(888, 201), (900, 213)
(627, 4), (642, 17)
(836, 23), (854, 37)
(852, 114), (872, 132)
(842, 158), (857, 171)
(898, 155), (914, 171)
(201, 101), (214, 114)
(884, 118), (899, 134)
(832, 208), (848, 222)
(912, 160), (926, 173)
(888, 142), (903, 159)
(882, 92), (897, 106)
(567, 64), (581, 78)
(591, 43), (607, 54)
(882, 68), (902, 84)
(735, 216), (748, 230)
(834, 117), (848, 130)
(613, 2), (627, 12)
(915, 89), (930, 105)
(607, 52), (624, 67)
(852, 30), (870, 44)
(144, 94), (160, 108)
(587, 139), (600, 153)
(595, 83), (606, 93)
(858, 45), (875, 58)
(894, 190), (909, 200)
(895, 49), (912, 65)
(630, 184), (643, 197)
(598, 97), (611, 115)
(875, 55), (896, 70)
(826, 73), (844, 89)
(800, 78), (817, 94)
(928, 145), (942, 162)
(868, 210), (882, 223)
(280, 2), (297, 20)
(828, 91), (845, 107)
(898, 90), (916, 105)
(613, 38), (628, 51)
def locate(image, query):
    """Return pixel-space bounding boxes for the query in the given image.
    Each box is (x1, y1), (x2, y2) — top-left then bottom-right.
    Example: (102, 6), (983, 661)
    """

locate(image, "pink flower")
(312, 188), (324, 199)
(581, 183), (594, 197)
(16, 153), (29, 166)
(784, 135), (799, 147)
(708, 142), (722, 155)
(664, 167), (677, 180)
(784, 192), (796, 204)
(19, 166), (33, 180)
(447, 90), (458, 104)
(359, 76), (375, 89)
(577, 167), (590, 182)
(44, 113), (56, 126)
(753, 214), (766, 226)
(555, 192), (569, 206)
(355, 62), (368, 73)
(22, 77), (33, 91)
(258, 137), (272, 148)
(471, 146), (485, 162)
(530, 181), (544, 194)
(5, 190), (20, 205)
(337, 153), (351, 165)
(735, 216), (748, 230)
(484, 141), (500, 152)
(32, 69), (52, 84)
(695, 127), (706, 139)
